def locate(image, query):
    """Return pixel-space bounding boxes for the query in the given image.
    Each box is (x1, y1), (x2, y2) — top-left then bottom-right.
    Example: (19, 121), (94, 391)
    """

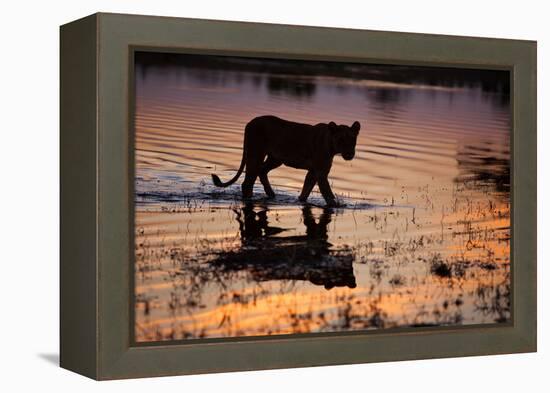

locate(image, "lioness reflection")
(210, 203), (356, 290)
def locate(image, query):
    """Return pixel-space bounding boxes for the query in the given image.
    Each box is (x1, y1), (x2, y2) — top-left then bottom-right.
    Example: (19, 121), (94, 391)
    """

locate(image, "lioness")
(211, 115), (361, 206)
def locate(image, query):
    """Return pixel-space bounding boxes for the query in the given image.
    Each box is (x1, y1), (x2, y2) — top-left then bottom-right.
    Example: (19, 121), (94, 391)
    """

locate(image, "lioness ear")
(328, 121), (337, 132)
(352, 121), (361, 134)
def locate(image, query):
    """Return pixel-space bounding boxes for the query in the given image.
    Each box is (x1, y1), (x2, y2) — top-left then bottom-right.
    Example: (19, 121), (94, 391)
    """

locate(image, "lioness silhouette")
(211, 115), (361, 206)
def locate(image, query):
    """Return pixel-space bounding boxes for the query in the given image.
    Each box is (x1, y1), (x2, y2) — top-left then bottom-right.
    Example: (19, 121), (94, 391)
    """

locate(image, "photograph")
(132, 51), (511, 343)
(0, 0), (543, 387)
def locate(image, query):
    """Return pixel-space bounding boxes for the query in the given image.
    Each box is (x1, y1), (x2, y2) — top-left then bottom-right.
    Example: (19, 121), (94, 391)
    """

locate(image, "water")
(134, 54), (511, 342)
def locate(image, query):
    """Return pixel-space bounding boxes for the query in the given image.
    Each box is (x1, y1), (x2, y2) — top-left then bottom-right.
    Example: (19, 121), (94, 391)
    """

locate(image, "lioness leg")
(241, 153), (264, 198)
(317, 175), (337, 206)
(299, 171), (317, 202)
(242, 171), (258, 198)
(259, 156), (282, 198)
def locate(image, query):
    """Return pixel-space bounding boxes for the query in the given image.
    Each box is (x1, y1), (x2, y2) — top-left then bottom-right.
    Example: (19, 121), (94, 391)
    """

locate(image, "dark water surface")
(134, 55), (510, 342)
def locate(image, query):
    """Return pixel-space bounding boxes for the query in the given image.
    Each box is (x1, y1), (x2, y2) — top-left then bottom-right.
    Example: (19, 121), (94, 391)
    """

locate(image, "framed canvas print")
(60, 13), (537, 380)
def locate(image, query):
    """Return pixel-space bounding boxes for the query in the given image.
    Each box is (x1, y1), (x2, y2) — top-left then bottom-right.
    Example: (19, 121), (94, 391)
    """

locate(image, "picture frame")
(60, 12), (536, 380)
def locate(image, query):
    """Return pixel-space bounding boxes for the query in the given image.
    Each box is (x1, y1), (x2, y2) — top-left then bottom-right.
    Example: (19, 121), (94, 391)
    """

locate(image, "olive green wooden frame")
(60, 12), (537, 380)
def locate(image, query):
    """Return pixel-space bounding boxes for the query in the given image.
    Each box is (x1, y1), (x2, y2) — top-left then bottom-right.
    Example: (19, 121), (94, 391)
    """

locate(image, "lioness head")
(328, 121), (361, 160)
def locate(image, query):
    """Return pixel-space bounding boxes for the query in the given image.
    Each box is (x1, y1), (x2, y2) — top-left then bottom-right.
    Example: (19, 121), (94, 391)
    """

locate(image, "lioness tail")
(211, 147), (246, 188)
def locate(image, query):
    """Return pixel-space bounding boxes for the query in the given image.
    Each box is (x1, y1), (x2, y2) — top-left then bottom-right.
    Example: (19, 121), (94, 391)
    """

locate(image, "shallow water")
(134, 56), (510, 342)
